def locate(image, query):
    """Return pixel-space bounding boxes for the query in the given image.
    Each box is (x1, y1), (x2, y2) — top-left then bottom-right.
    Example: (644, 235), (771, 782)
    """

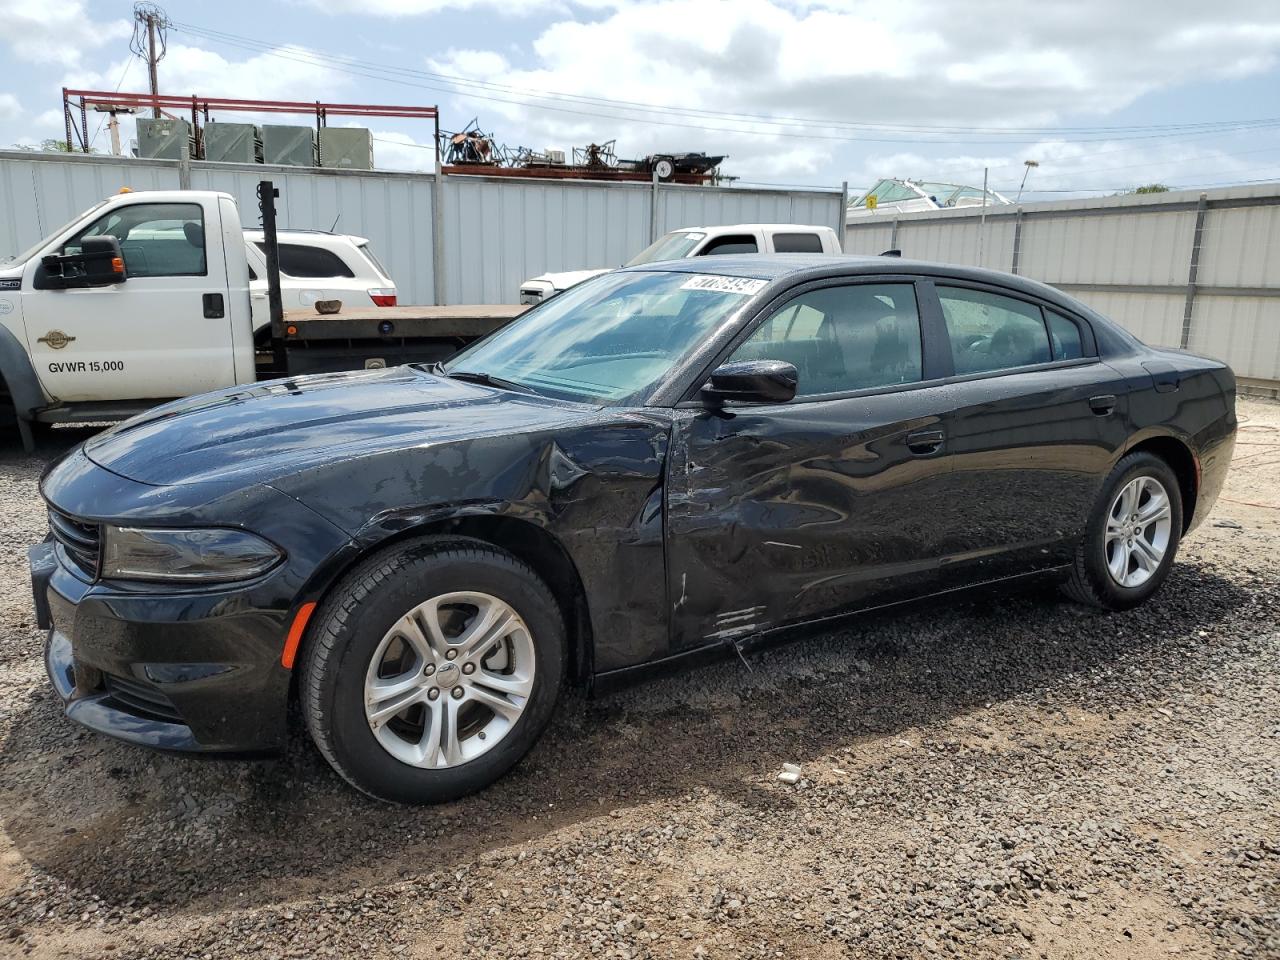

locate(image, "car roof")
(626, 253), (1068, 299)
(674, 224), (836, 233)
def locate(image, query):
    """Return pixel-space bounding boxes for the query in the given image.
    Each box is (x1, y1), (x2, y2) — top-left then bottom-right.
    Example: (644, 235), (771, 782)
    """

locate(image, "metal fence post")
(649, 172), (660, 243)
(432, 163), (445, 306)
(1181, 193), (1208, 349)
(839, 180), (848, 250)
(177, 154), (191, 190)
(1011, 207), (1024, 275)
(890, 216), (899, 251)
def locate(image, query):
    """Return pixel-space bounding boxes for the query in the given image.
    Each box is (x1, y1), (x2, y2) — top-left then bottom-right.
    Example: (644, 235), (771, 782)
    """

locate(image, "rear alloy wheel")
(301, 538), (565, 804)
(1063, 451), (1183, 610)
(1102, 475), (1174, 589)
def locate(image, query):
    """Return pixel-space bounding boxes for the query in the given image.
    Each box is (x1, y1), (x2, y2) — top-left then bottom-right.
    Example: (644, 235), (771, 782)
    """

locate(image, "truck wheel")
(1062, 451), (1183, 610)
(300, 536), (566, 804)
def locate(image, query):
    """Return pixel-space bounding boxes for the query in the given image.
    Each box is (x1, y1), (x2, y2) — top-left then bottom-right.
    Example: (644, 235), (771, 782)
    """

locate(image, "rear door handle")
(1089, 394), (1117, 416)
(905, 428), (945, 456)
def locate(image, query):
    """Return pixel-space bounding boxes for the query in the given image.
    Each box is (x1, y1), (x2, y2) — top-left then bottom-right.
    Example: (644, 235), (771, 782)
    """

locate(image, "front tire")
(300, 537), (566, 804)
(1063, 451), (1183, 610)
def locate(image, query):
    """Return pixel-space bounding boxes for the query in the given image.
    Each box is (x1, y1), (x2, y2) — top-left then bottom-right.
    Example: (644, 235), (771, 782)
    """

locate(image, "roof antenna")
(880, 248), (902, 257)
(328, 213), (341, 232)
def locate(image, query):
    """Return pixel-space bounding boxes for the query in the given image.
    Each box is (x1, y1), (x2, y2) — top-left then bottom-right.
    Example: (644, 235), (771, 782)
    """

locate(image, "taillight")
(369, 288), (397, 307)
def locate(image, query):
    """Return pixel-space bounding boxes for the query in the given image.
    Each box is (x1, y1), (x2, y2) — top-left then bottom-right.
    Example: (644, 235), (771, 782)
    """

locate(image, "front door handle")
(906, 428), (945, 456)
(1089, 394), (1117, 416)
(203, 293), (225, 319)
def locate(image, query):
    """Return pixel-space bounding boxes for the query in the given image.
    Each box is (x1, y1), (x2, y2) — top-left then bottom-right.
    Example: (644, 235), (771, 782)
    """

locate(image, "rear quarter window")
(772, 233), (824, 253)
(256, 242), (356, 279)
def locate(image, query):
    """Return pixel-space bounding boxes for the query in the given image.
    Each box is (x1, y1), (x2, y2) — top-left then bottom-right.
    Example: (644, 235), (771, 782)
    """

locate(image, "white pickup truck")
(0, 186), (516, 450)
(518, 223), (842, 304)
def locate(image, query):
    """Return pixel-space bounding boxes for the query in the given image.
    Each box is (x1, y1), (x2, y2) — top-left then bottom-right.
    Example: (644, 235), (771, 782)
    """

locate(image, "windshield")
(2, 201), (110, 265)
(624, 231), (706, 266)
(442, 270), (763, 405)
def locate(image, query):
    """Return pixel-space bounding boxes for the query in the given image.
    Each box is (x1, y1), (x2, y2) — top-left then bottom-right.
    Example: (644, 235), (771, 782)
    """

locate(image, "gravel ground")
(1, 400), (1277, 960)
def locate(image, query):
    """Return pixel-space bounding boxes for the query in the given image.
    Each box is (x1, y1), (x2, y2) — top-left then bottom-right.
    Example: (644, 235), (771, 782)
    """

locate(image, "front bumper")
(33, 539), (292, 755)
(30, 449), (355, 757)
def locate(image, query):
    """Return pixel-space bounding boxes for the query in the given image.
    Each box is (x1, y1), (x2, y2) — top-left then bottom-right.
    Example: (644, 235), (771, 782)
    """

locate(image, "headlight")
(101, 526), (284, 583)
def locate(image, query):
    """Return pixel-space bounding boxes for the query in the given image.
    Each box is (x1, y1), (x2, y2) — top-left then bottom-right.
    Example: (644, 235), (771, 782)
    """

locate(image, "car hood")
(83, 367), (600, 486)
(524, 268), (611, 291)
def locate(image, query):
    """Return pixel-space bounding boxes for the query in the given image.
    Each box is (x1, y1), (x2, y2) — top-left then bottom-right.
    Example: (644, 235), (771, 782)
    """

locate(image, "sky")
(2, 0), (1280, 200)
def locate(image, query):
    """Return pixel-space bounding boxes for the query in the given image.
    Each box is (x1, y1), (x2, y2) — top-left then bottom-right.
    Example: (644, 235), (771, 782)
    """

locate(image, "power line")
(168, 20), (1280, 148)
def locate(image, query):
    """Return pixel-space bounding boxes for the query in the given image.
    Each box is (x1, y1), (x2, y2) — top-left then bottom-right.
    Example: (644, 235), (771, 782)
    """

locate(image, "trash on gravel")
(778, 763), (802, 784)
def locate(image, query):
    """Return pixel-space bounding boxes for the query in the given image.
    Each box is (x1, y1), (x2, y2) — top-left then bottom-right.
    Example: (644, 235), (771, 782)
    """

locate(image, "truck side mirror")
(701, 360), (798, 405)
(40, 236), (128, 289)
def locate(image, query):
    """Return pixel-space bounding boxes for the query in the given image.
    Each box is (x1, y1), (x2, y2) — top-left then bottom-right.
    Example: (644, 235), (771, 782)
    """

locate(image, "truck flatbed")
(283, 304), (527, 341)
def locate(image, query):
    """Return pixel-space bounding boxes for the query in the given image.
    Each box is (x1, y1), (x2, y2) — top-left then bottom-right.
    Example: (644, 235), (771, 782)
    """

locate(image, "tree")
(1133, 183), (1170, 194)
(10, 139), (98, 153)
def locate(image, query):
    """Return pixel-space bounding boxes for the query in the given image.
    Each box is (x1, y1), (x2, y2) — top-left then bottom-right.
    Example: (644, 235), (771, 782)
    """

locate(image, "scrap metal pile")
(437, 118), (728, 184)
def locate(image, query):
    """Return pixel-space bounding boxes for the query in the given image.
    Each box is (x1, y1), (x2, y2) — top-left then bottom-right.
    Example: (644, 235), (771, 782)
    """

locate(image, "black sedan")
(31, 255), (1236, 803)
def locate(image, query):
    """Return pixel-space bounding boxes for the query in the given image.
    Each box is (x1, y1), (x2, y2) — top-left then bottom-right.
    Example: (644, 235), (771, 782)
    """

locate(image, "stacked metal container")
(262, 125), (318, 167)
(319, 128), (374, 170)
(135, 117), (194, 160)
(203, 122), (263, 164)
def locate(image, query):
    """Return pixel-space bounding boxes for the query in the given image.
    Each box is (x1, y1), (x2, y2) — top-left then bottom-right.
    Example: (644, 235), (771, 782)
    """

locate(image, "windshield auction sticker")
(680, 275), (768, 295)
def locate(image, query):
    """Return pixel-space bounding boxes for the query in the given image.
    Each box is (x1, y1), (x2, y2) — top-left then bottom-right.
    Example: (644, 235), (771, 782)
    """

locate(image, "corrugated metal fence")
(0, 150), (844, 307)
(844, 184), (1280, 390)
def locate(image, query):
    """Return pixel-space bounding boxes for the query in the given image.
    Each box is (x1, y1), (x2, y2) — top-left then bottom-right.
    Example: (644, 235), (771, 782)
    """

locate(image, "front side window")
(62, 202), (206, 277)
(255, 242), (355, 279)
(443, 270), (758, 404)
(727, 283), (923, 397)
(938, 286), (1051, 375)
(700, 235), (759, 255)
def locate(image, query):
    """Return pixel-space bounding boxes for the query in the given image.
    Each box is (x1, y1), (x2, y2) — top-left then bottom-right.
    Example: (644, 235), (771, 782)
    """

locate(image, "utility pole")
(130, 3), (169, 118)
(146, 15), (159, 117)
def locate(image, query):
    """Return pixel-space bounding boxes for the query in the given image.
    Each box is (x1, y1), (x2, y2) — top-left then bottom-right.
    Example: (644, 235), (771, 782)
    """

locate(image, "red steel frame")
(62, 89), (439, 163)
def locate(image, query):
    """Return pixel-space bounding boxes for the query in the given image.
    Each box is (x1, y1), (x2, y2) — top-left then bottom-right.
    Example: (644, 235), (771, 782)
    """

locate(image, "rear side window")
(700, 235), (758, 255)
(772, 233), (824, 253)
(1047, 310), (1084, 360)
(937, 287), (1051, 375)
(255, 242), (355, 278)
(728, 283), (922, 397)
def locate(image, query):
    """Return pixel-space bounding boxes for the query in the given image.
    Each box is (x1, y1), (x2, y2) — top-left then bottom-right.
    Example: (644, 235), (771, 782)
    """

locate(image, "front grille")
(103, 673), (185, 725)
(48, 507), (101, 579)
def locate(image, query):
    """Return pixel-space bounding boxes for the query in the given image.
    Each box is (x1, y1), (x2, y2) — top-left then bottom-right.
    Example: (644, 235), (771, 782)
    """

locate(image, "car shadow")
(0, 560), (1256, 919)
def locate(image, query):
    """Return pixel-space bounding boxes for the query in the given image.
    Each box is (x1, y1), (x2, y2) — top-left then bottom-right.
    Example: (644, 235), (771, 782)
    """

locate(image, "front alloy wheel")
(301, 538), (566, 804)
(365, 592), (536, 768)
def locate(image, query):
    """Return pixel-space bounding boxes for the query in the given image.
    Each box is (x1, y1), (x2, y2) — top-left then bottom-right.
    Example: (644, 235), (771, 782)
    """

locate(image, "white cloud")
(0, 0), (130, 67)
(367, 129), (437, 172)
(302, 0), (590, 14)
(0, 94), (20, 121)
(422, 0), (1280, 185)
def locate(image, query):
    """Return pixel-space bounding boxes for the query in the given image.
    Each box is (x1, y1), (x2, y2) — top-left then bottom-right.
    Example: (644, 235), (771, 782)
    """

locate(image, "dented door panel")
(665, 385), (956, 651)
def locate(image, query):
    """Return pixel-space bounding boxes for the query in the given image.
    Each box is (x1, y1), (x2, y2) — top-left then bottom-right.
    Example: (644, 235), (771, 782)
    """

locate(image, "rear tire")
(1062, 451), (1183, 610)
(300, 536), (566, 804)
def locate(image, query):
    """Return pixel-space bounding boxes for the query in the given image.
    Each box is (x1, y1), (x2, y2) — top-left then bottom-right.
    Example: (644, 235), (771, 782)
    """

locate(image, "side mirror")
(702, 360), (798, 405)
(40, 236), (127, 289)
